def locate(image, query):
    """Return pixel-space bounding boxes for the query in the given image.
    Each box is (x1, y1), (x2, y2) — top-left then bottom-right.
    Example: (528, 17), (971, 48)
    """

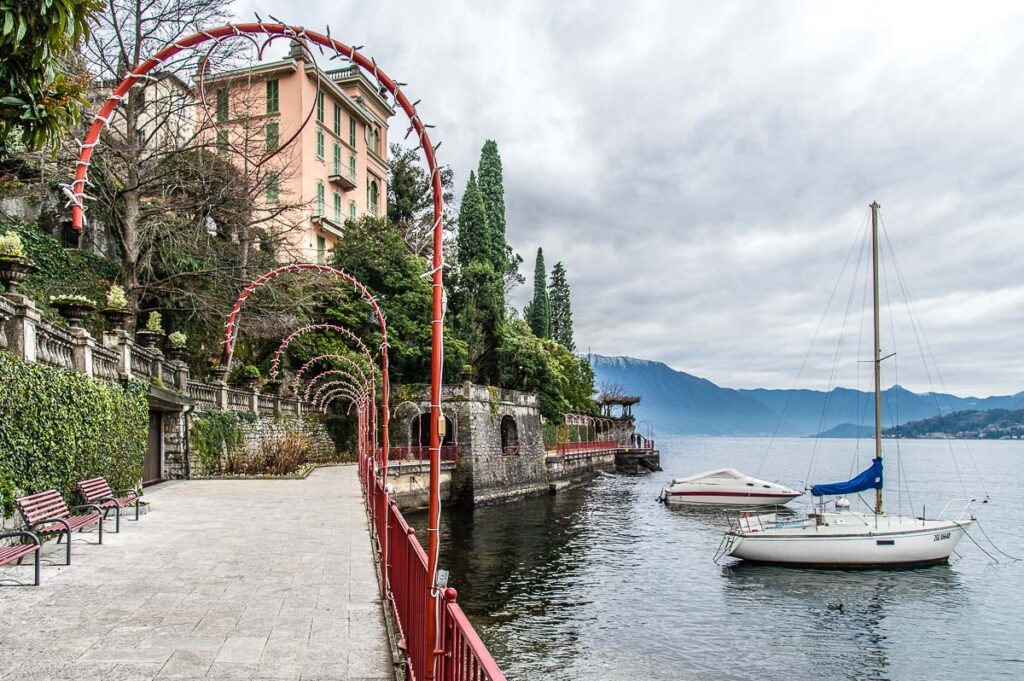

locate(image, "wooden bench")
(77, 477), (142, 533)
(0, 531), (41, 586)
(15, 490), (103, 565)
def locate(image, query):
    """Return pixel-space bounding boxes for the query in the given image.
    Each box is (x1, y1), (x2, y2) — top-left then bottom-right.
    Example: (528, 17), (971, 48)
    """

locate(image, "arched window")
(410, 413), (454, 446)
(368, 180), (379, 215)
(500, 416), (519, 456)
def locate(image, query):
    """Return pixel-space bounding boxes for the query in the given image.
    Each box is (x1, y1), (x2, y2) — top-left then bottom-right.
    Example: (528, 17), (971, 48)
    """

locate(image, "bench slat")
(0, 544), (39, 566)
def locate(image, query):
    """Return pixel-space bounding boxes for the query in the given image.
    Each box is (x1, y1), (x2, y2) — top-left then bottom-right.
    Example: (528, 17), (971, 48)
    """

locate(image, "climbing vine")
(189, 410), (257, 475)
(0, 351), (147, 517)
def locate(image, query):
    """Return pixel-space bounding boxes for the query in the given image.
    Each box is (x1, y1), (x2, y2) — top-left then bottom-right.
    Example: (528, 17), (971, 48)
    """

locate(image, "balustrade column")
(104, 329), (133, 378)
(2, 294), (40, 362)
(174, 361), (189, 391)
(250, 388), (259, 413)
(150, 349), (164, 384)
(69, 327), (95, 377)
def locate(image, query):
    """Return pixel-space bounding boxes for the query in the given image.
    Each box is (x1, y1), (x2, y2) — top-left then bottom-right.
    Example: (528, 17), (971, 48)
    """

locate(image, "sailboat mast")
(871, 201), (884, 515)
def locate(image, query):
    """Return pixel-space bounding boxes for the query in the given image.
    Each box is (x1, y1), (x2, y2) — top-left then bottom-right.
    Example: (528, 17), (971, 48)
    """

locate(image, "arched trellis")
(294, 353), (371, 391)
(68, 21), (448, 679)
(272, 323), (379, 451)
(270, 323), (375, 382)
(307, 370), (366, 404)
(319, 385), (364, 412)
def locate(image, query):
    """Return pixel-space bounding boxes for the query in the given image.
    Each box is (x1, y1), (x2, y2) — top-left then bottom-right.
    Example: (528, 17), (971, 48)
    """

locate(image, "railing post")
(212, 372), (229, 409)
(174, 360), (189, 391)
(2, 294), (40, 362)
(69, 326), (95, 377)
(104, 329), (133, 378)
(150, 348), (164, 384)
(250, 387), (259, 413)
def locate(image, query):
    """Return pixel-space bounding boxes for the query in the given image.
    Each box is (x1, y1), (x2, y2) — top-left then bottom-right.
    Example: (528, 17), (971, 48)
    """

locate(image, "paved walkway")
(0, 466), (393, 681)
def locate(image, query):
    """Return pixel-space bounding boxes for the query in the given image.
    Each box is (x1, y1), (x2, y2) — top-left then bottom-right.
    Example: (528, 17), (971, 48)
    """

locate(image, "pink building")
(201, 41), (392, 263)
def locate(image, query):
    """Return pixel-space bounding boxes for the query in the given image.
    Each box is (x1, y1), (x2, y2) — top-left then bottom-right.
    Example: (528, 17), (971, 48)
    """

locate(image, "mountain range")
(589, 354), (1024, 437)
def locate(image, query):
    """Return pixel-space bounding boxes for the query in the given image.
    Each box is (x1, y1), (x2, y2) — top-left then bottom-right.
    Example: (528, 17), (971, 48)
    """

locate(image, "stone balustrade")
(0, 291), (309, 417)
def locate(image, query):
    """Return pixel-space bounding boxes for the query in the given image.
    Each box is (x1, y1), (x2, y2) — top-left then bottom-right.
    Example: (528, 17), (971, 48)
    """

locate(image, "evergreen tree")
(526, 248), (551, 338)
(549, 261), (575, 351)
(455, 172), (494, 269)
(477, 140), (506, 270)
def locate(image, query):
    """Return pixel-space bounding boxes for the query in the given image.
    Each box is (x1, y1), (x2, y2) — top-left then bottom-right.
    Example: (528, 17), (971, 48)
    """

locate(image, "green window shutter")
(333, 103), (341, 135)
(266, 176), (280, 203)
(216, 89), (228, 122)
(216, 128), (228, 155)
(349, 118), (356, 147)
(333, 192), (341, 222)
(315, 130), (324, 159)
(349, 154), (356, 181)
(316, 91), (324, 122)
(333, 143), (341, 175)
(266, 80), (279, 114)
(349, 200), (356, 220)
(266, 121), (279, 151)
(316, 181), (325, 215)
(316, 236), (326, 264)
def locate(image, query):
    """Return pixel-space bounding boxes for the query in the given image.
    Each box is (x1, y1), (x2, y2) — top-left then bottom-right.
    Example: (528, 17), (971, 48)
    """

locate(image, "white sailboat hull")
(662, 468), (802, 507)
(725, 513), (971, 567)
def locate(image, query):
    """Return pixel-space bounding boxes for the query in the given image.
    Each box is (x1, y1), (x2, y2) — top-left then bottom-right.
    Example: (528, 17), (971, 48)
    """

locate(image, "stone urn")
(207, 365), (229, 384)
(0, 257), (38, 294)
(51, 299), (96, 328)
(101, 308), (133, 331)
(240, 376), (260, 392)
(263, 379), (282, 395)
(168, 346), (186, 361)
(135, 329), (163, 349)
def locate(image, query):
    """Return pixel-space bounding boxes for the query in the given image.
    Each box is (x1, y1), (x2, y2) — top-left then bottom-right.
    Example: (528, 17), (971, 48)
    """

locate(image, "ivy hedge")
(0, 351), (147, 518)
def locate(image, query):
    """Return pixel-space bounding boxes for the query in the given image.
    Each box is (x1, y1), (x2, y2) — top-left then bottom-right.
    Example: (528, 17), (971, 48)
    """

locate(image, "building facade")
(201, 41), (393, 263)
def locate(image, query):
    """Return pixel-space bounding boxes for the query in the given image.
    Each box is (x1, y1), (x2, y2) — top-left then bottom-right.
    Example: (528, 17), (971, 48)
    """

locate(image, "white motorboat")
(661, 468), (802, 506)
(721, 202), (976, 568)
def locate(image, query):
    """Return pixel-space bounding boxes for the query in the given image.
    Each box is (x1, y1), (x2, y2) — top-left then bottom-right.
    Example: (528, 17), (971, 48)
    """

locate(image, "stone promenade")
(0, 465), (393, 681)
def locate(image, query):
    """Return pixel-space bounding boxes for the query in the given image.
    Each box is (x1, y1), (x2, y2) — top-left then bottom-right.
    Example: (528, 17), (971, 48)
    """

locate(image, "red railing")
(555, 440), (620, 456)
(382, 445), (460, 463)
(360, 452), (506, 681)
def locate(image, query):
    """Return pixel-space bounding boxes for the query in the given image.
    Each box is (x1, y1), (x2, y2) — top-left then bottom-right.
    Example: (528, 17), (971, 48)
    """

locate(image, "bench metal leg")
(34, 548), (40, 586)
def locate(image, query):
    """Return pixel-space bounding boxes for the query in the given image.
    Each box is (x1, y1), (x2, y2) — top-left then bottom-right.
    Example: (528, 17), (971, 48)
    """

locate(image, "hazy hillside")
(589, 354), (1024, 437)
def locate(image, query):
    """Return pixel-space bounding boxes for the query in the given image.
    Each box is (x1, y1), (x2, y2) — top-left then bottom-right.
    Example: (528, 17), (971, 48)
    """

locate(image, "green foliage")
(0, 351), (147, 517)
(526, 247), (551, 339)
(105, 284), (128, 310)
(477, 140), (510, 273)
(49, 293), (96, 307)
(168, 331), (187, 348)
(549, 261), (575, 351)
(884, 408), (1024, 439)
(0, 0), (102, 152)
(0, 230), (25, 258)
(497, 319), (595, 421)
(455, 173), (495, 269)
(145, 311), (163, 333)
(451, 260), (504, 385)
(386, 142), (456, 254)
(190, 411), (247, 475)
(0, 217), (117, 330)
(240, 364), (261, 379)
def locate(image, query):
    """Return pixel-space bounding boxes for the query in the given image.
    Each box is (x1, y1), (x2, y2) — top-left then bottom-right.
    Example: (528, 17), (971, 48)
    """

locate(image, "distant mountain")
(811, 423), (874, 439)
(883, 409), (1024, 440)
(588, 354), (1024, 437)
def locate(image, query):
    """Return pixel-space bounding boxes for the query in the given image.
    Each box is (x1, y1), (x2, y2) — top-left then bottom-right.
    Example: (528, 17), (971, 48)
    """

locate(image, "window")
(216, 128), (228, 155)
(349, 200), (356, 221)
(332, 143), (341, 176)
(266, 80), (279, 114)
(216, 89), (228, 122)
(368, 180), (379, 215)
(348, 154), (356, 180)
(315, 130), (324, 159)
(316, 91), (324, 122)
(316, 236), (326, 264)
(266, 176), (280, 203)
(333, 103), (341, 135)
(316, 180), (325, 216)
(333, 191), (341, 222)
(501, 416), (519, 455)
(265, 121), (279, 151)
(349, 117), (356, 147)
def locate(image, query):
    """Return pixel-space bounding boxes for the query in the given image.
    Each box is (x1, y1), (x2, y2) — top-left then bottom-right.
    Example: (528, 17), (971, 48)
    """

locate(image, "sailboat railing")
(935, 498), (981, 522)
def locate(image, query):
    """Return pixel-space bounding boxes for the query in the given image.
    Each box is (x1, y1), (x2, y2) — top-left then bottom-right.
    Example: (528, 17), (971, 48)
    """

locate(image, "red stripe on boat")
(668, 491), (797, 498)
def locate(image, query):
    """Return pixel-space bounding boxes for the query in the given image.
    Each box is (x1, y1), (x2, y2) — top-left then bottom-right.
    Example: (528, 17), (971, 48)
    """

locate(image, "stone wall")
(237, 414), (337, 463)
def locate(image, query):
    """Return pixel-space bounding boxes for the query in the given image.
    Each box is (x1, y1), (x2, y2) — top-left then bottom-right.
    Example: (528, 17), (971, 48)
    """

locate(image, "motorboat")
(661, 468), (802, 506)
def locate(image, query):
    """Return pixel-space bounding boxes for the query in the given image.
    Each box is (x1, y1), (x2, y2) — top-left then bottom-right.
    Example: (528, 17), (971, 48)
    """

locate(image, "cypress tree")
(549, 261), (575, 351)
(477, 140), (509, 274)
(455, 172), (491, 269)
(526, 248), (551, 338)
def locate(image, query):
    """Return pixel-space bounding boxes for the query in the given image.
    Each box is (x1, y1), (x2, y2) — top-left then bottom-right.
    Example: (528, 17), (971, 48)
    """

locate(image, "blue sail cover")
(811, 458), (883, 497)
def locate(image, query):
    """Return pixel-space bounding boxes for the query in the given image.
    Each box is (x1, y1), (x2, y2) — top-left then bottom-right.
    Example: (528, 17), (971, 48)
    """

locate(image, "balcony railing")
(554, 440), (620, 456)
(329, 168), (357, 190)
(383, 445), (460, 463)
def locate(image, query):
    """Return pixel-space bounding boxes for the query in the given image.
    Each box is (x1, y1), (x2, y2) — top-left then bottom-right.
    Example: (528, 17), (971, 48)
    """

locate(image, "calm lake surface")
(412, 437), (1024, 681)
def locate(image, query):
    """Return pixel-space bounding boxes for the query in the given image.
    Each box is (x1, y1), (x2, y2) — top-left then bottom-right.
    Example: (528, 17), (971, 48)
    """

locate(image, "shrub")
(168, 331), (187, 348)
(241, 364), (261, 379)
(49, 293), (97, 307)
(0, 352), (147, 517)
(145, 311), (163, 333)
(105, 284), (128, 310)
(189, 411), (247, 475)
(225, 430), (311, 476)
(0, 231), (26, 259)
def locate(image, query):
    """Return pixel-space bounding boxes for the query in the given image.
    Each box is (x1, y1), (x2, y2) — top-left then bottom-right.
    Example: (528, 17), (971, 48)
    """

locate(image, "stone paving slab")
(0, 465), (393, 681)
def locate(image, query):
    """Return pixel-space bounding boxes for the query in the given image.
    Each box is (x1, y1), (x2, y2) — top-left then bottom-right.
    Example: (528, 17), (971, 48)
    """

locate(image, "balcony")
(311, 214), (344, 236)
(329, 168), (357, 190)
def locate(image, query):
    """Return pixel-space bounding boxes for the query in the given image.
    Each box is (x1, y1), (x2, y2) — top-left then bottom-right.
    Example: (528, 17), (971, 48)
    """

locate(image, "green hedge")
(0, 351), (147, 518)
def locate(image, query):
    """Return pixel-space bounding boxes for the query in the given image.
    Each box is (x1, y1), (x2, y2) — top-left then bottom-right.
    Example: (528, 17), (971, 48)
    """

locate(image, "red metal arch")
(70, 21), (450, 680)
(270, 323), (374, 381)
(307, 370), (366, 403)
(319, 386), (364, 412)
(294, 353), (371, 390)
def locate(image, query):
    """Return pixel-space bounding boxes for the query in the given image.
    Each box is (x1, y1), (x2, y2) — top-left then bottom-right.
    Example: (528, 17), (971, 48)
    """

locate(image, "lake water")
(413, 437), (1024, 681)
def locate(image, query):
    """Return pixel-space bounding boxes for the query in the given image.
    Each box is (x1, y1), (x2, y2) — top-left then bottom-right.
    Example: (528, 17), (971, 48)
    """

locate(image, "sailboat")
(721, 202), (976, 567)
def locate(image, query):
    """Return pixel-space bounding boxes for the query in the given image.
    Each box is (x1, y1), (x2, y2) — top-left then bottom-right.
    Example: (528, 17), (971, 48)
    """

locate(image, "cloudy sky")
(236, 0), (1023, 396)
